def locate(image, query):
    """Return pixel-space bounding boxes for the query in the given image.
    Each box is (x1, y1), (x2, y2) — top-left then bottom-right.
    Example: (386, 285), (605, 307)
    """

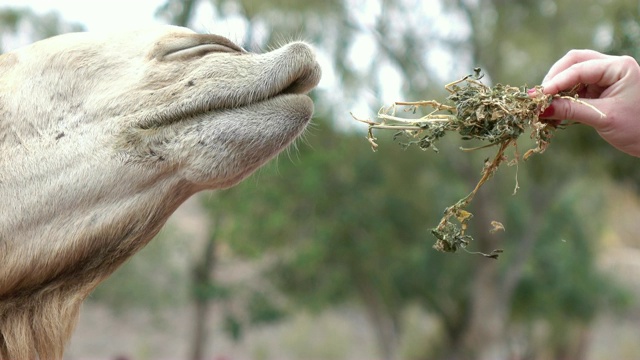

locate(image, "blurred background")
(3, 0), (640, 359)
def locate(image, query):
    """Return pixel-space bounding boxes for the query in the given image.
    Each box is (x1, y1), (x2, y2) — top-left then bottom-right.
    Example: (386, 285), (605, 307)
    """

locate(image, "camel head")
(0, 25), (321, 359)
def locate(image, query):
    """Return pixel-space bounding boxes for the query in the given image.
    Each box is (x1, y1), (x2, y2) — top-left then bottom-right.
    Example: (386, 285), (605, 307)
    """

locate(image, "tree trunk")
(460, 257), (510, 360)
(356, 279), (399, 360)
(190, 215), (220, 360)
(191, 294), (211, 360)
(368, 302), (399, 360)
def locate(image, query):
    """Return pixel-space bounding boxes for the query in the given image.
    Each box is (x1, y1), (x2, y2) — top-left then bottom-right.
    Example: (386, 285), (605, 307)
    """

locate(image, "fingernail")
(540, 104), (555, 117)
(527, 88), (536, 95)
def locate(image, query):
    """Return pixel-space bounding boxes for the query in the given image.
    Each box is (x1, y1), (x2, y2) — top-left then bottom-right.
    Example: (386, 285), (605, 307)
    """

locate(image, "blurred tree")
(197, 1), (631, 359)
(206, 118), (462, 360)
(89, 226), (189, 313)
(0, 7), (83, 52)
(189, 215), (220, 360)
(156, 0), (198, 27)
(207, 118), (627, 360)
(581, 0), (640, 187)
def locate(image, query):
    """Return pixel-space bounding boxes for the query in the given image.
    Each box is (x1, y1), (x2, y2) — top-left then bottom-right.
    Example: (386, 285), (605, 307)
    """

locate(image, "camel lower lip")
(242, 93), (314, 119)
(139, 93), (312, 130)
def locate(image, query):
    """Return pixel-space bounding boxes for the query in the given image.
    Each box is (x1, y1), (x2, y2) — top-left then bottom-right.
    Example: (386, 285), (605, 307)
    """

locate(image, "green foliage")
(223, 314), (243, 341)
(211, 0), (343, 17)
(219, 290), (287, 341)
(511, 181), (629, 321)
(191, 281), (231, 302)
(248, 291), (286, 324)
(0, 7), (84, 52)
(207, 118), (445, 311)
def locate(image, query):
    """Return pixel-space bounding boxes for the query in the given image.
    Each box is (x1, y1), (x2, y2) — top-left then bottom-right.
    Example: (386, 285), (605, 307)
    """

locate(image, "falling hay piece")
(490, 221), (505, 234)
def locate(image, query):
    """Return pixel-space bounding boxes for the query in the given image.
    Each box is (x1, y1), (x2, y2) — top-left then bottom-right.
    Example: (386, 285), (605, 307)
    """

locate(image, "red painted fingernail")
(540, 104), (555, 117)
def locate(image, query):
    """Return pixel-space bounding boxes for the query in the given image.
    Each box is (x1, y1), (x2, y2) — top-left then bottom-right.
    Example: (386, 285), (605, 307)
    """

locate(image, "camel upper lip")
(278, 62), (322, 96)
(221, 58), (321, 111)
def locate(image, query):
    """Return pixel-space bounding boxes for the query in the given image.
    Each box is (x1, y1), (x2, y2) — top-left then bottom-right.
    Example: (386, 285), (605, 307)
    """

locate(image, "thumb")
(543, 97), (608, 129)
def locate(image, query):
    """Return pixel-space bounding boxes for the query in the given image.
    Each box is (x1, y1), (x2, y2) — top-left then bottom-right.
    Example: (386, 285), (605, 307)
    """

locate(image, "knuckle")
(562, 102), (576, 120)
(566, 49), (590, 58)
(566, 49), (583, 57)
(619, 55), (638, 68)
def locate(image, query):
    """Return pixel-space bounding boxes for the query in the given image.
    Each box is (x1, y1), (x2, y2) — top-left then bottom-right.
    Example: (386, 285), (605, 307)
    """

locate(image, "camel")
(0, 25), (321, 359)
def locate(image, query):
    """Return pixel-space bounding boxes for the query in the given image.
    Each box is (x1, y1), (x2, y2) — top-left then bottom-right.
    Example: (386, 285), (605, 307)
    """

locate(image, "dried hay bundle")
(352, 69), (603, 258)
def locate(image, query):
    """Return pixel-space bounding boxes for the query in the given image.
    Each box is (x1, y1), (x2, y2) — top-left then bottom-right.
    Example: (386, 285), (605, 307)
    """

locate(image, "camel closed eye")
(161, 34), (245, 60)
(164, 43), (243, 60)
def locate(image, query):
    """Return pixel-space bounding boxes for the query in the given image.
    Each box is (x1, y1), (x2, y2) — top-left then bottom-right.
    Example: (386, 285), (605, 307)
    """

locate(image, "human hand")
(540, 49), (640, 157)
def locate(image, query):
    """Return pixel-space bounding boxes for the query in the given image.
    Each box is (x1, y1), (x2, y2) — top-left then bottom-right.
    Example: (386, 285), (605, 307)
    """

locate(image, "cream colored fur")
(0, 25), (321, 359)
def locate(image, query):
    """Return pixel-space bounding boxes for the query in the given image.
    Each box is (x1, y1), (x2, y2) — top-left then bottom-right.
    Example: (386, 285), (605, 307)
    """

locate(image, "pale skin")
(540, 49), (640, 157)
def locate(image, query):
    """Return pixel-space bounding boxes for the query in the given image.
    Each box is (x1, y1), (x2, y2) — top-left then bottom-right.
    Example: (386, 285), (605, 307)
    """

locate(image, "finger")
(541, 58), (624, 95)
(542, 97), (609, 129)
(543, 49), (609, 83)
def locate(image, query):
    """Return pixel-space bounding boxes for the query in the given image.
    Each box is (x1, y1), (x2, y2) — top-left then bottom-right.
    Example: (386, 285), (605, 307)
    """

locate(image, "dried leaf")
(489, 221), (505, 234)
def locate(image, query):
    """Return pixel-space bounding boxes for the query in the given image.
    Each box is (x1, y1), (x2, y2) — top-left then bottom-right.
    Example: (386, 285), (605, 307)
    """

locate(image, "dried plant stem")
(457, 140), (512, 210)
(433, 140), (512, 257)
(378, 113), (454, 123)
(556, 95), (606, 118)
